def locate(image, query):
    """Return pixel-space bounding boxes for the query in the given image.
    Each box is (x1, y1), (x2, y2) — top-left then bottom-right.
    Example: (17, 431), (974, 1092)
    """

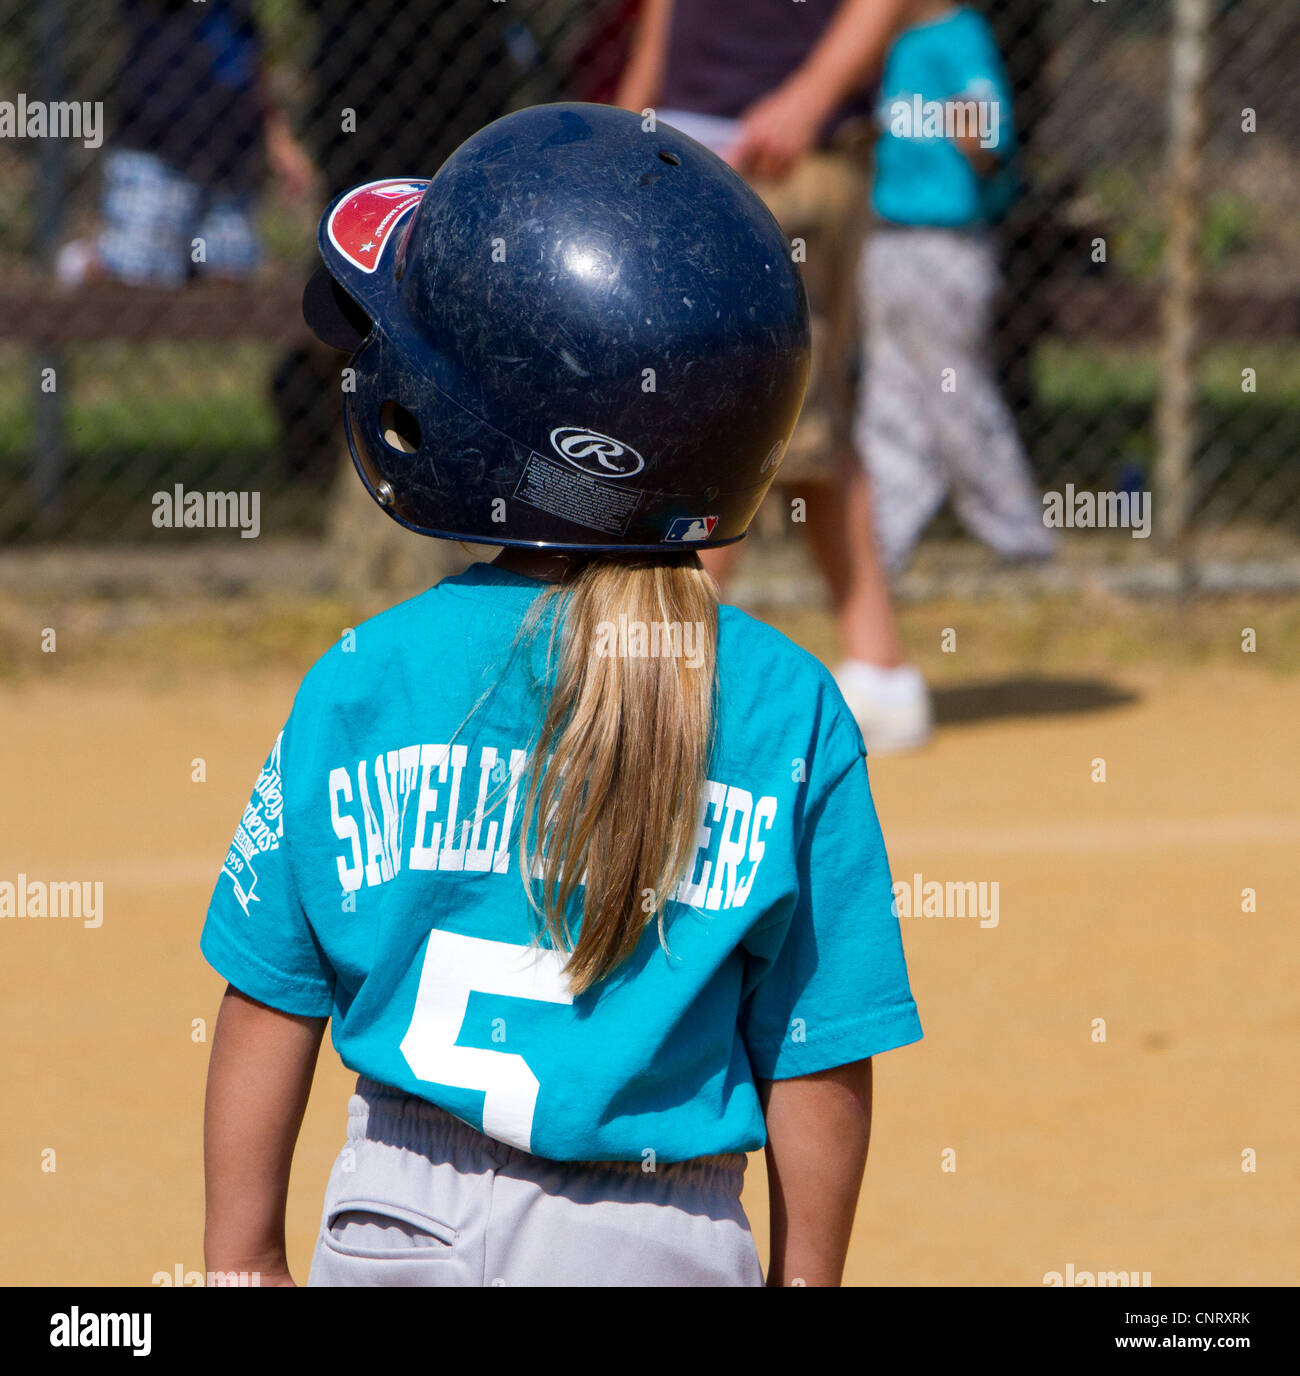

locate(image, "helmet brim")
(302, 265), (373, 352)
(304, 177), (431, 351)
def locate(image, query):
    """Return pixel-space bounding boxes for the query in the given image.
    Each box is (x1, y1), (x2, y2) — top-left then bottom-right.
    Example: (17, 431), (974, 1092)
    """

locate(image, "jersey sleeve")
(200, 716), (335, 1018)
(740, 725), (922, 1079)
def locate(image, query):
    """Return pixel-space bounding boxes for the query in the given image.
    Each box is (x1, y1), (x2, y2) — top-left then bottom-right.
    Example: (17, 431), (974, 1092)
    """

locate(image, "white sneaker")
(833, 660), (932, 755)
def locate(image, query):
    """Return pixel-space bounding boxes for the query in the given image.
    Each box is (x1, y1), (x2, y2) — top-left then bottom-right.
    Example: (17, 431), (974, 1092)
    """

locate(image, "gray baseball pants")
(307, 1076), (764, 1287)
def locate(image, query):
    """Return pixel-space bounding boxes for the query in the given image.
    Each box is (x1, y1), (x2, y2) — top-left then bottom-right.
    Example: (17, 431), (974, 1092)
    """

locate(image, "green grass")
(3, 340), (1292, 458)
(1086, 168), (1263, 282)
(0, 343), (279, 457)
(1034, 342), (1300, 406)
(1, 340), (1297, 541)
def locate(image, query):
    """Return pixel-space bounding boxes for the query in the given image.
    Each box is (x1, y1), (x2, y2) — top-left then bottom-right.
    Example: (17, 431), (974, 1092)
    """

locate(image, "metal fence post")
(1155, 0), (1210, 580)
(33, 0), (69, 524)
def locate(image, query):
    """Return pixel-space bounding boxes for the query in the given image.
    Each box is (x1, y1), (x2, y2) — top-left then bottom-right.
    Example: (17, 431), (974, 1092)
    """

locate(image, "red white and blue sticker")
(326, 178), (429, 274)
(663, 515), (719, 542)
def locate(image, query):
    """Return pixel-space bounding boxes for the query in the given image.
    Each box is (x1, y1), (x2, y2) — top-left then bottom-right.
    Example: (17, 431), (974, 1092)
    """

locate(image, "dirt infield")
(2, 593), (1297, 1287)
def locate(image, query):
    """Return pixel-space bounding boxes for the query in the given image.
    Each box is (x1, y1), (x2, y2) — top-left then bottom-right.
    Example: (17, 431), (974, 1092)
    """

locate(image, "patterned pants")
(854, 226), (1056, 572)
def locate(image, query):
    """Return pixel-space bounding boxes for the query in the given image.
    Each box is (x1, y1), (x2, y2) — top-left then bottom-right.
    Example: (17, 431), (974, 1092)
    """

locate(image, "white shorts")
(656, 109), (742, 159)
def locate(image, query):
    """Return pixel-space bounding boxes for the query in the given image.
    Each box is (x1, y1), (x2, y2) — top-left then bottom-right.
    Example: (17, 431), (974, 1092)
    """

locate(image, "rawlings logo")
(549, 427), (644, 478)
(760, 440), (786, 474)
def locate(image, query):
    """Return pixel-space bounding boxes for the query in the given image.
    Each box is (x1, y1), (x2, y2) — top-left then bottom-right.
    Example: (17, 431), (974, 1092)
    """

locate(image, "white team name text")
(329, 740), (778, 912)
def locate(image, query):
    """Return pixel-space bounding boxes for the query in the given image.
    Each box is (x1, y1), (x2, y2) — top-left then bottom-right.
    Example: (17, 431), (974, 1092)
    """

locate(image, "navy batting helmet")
(302, 102), (810, 551)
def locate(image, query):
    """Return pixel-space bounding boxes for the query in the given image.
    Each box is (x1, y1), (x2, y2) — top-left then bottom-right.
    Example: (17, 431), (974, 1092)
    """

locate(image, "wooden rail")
(1, 277), (1296, 347)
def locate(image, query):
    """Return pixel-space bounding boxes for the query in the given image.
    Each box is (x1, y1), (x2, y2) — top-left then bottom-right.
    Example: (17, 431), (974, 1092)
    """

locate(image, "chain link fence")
(0, 0), (1296, 589)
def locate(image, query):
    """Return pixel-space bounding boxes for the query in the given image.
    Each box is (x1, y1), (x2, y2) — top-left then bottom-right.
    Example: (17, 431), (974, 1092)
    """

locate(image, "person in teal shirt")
(856, 2), (1057, 573)
(203, 562), (922, 1165)
(201, 104), (922, 1289)
(873, 2), (1020, 226)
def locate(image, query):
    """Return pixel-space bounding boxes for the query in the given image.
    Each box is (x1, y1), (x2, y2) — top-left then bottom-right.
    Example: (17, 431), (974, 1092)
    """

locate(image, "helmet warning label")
(514, 451), (642, 536)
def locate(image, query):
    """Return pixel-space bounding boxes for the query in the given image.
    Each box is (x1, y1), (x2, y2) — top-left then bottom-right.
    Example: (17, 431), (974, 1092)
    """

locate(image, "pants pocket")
(309, 1195), (465, 1286)
(321, 1198), (457, 1260)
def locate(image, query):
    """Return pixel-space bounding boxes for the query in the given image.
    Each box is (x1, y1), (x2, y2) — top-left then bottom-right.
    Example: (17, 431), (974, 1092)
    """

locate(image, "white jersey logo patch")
(222, 731), (285, 914)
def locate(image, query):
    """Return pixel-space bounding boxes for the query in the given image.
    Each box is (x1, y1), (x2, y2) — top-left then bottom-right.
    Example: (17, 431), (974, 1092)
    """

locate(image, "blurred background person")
(273, 0), (546, 589)
(57, 0), (313, 287)
(616, 0), (931, 753)
(856, 0), (1058, 574)
(301, 0), (526, 201)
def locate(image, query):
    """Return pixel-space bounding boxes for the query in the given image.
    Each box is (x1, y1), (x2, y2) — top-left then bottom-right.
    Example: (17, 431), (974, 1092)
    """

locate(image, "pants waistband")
(350, 1076), (747, 1193)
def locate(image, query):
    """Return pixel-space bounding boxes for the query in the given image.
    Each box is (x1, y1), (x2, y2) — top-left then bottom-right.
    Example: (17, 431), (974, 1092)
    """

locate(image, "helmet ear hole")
(380, 401), (421, 454)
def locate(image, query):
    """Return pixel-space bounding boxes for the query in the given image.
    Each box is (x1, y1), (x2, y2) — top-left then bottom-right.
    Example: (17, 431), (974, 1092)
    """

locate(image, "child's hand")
(947, 85), (1006, 177)
(952, 131), (998, 176)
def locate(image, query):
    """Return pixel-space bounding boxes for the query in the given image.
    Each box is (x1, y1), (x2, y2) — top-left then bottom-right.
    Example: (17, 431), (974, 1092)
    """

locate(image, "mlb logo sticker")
(327, 179), (429, 274)
(663, 516), (719, 542)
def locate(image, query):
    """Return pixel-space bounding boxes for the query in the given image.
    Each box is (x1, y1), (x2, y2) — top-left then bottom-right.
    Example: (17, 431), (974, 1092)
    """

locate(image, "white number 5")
(399, 929), (573, 1152)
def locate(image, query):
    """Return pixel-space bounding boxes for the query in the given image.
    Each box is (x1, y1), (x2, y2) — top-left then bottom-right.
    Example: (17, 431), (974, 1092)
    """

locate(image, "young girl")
(202, 102), (922, 1288)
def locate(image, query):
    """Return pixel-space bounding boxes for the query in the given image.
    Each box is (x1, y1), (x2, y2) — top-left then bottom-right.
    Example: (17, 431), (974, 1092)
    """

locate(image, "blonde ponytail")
(518, 555), (719, 994)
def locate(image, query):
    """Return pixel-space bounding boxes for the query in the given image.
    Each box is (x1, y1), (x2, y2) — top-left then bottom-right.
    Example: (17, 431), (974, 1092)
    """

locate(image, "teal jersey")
(873, 6), (1020, 228)
(201, 562), (921, 1161)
